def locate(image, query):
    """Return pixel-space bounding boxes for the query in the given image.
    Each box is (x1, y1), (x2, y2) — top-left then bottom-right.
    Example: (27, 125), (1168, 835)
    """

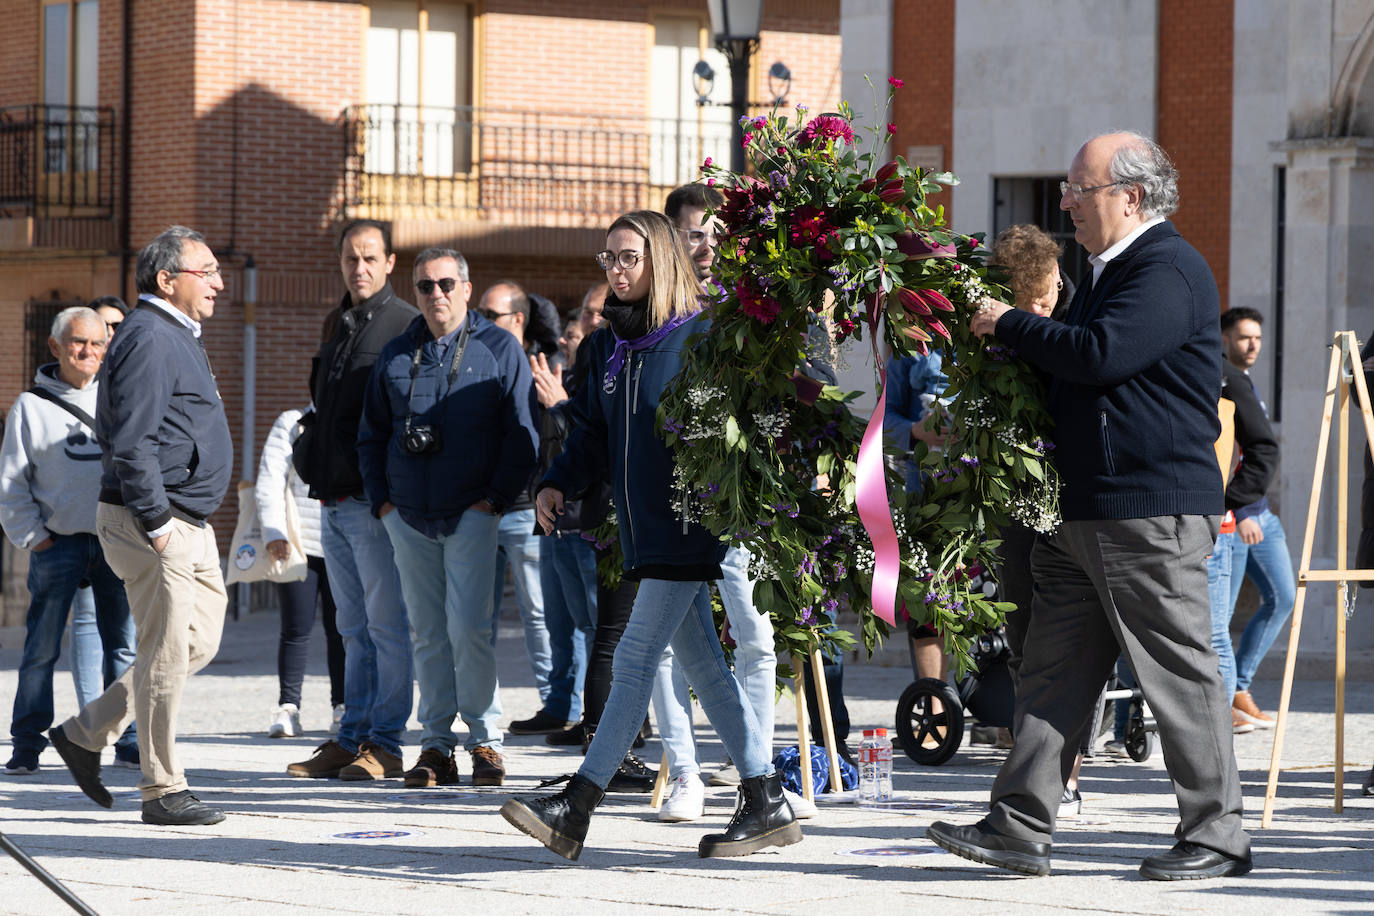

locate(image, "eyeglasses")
(595, 250), (647, 271)
(177, 268), (221, 281)
(1059, 180), (1122, 201)
(678, 228), (716, 246)
(415, 277), (459, 296)
(104, 320), (122, 330)
(481, 310), (518, 320)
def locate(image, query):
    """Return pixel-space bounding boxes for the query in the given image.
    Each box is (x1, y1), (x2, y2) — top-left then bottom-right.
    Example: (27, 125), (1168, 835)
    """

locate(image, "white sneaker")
(330, 704), (345, 735)
(658, 773), (705, 822)
(268, 704), (300, 738)
(783, 787), (817, 819)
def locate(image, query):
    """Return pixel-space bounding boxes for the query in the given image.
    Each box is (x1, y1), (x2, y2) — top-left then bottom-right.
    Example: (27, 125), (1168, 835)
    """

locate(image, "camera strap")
(403, 315), (472, 436)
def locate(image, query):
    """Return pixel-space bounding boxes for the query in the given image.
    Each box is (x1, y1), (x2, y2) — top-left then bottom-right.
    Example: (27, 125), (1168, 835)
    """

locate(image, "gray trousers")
(986, 515), (1250, 860)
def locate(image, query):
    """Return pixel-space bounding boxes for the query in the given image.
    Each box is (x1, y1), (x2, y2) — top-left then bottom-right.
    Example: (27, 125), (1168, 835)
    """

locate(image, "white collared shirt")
(1089, 215), (1166, 287)
(138, 293), (202, 338)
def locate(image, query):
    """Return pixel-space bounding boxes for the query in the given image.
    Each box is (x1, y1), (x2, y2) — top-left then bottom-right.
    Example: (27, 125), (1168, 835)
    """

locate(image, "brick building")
(0, 0), (841, 598)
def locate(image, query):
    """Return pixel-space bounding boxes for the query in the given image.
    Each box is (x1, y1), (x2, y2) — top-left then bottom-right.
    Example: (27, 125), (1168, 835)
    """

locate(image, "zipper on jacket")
(1099, 410), (1117, 476)
(631, 357), (644, 415)
(621, 358), (636, 550)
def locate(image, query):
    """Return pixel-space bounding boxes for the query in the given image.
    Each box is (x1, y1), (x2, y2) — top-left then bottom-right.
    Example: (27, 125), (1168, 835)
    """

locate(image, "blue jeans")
(1228, 509), (1297, 693)
(582, 578), (772, 789)
(1207, 530), (1237, 699)
(653, 546), (776, 778)
(540, 533), (597, 721)
(69, 586), (102, 707)
(322, 497), (413, 757)
(492, 509), (550, 701)
(385, 508), (504, 751)
(10, 533), (137, 756)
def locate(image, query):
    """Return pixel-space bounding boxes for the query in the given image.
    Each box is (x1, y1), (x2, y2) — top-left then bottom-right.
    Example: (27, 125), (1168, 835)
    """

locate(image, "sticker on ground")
(856, 800), (955, 812)
(322, 828), (425, 842)
(388, 791), (478, 802)
(836, 845), (947, 861)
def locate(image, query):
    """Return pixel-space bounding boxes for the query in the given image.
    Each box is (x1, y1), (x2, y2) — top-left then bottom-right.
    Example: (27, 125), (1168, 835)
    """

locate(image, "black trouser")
(276, 554), (346, 708)
(581, 547), (638, 730)
(802, 649), (851, 748)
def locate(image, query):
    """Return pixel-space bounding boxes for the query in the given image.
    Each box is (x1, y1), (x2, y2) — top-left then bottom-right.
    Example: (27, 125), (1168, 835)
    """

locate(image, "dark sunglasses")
(415, 277), (459, 296)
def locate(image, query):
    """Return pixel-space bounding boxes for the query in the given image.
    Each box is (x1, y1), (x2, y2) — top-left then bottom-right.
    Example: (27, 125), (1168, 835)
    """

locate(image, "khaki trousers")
(62, 504), (226, 801)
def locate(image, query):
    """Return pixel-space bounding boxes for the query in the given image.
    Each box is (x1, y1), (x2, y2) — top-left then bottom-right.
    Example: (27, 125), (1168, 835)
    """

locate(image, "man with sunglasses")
(288, 220), (418, 783)
(357, 248), (537, 788)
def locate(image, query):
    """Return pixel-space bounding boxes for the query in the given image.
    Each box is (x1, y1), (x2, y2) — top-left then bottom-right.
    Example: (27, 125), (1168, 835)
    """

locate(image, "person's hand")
(267, 539), (291, 562)
(379, 501), (396, 518)
(535, 487), (565, 534)
(970, 297), (1012, 338)
(911, 420), (949, 448)
(1237, 517), (1264, 545)
(151, 532), (171, 554)
(470, 499), (494, 515)
(530, 353), (569, 408)
(31, 536), (54, 553)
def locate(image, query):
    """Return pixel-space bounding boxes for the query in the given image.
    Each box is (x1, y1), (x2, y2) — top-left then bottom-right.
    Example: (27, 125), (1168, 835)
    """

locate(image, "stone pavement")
(0, 606), (1371, 915)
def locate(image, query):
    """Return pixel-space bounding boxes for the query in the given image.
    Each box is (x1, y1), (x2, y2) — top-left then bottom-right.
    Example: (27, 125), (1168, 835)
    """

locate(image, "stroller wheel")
(895, 678), (964, 766)
(1125, 718), (1153, 762)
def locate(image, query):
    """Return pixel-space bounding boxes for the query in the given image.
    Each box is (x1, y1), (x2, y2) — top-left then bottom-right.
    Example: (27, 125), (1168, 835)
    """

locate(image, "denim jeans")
(540, 533), (597, 721)
(385, 508), (504, 752)
(652, 546), (776, 778)
(322, 497), (413, 757)
(1207, 530), (1237, 699)
(1227, 508), (1298, 693)
(69, 586), (103, 707)
(582, 578), (772, 789)
(1111, 655), (1137, 740)
(10, 532), (137, 757)
(492, 508), (550, 701)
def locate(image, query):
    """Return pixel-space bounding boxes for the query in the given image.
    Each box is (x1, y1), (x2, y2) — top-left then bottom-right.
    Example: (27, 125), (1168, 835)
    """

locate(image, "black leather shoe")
(141, 790), (226, 826)
(1139, 842), (1252, 880)
(1363, 766), (1373, 797)
(698, 773), (802, 858)
(501, 773), (604, 861)
(510, 710), (577, 736)
(606, 751), (656, 793)
(545, 723), (587, 747)
(926, 819), (1051, 876)
(48, 725), (111, 808)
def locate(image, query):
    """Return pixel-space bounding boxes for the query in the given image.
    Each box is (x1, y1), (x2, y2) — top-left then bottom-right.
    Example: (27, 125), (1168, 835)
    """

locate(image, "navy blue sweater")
(994, 221), (1224, 521)
(357, 313), (537, 520)
(97, 302), (233, 530)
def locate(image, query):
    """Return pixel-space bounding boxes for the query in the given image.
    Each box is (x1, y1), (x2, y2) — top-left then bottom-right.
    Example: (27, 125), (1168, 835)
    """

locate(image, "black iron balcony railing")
(342, 105), (734, 226)
(0, 104), (115, 218)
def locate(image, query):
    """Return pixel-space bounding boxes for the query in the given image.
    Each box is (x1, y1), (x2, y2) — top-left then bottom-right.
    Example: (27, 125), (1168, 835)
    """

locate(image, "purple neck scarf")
(602, 311), (695, 392)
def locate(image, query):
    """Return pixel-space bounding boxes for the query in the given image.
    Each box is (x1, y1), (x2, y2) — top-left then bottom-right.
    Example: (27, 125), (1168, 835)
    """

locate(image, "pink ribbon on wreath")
(854, 293), (900, 626)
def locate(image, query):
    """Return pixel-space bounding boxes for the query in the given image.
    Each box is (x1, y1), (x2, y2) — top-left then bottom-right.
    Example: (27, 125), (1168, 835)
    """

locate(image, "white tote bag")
(225, 480), (308, 585)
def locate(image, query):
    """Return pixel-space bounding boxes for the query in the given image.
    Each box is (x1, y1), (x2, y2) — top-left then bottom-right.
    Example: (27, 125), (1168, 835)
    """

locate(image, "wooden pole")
(1335, 335), (1350, 810)
(650, 751), (670, 809)
(791, 653), (814, 802)
(809, 649), (844, 793)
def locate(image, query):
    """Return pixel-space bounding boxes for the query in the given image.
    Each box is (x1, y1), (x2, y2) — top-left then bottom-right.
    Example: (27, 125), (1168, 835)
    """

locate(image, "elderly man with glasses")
(357, 248), (537, 789)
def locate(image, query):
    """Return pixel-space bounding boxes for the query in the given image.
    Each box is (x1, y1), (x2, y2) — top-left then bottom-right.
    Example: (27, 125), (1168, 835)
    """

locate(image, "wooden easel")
(1260, 330), (1374, 827)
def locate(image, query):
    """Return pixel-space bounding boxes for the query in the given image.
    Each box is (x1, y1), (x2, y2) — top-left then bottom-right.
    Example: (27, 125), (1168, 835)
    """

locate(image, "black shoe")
(501, 773), (604, 861)
(510, 710), (577, 736)
(698, 773), (803, 858)
(926, 819), (1051, 876)
(141, 790), (226, 826)
(606, 751), (656, 793)
(1363, 766), (1374, 798)
(1139, 842), (1252, 880)
(633, 717), (650, 750)
(49, 725), (111, 808)
(546, 723), (587, 747)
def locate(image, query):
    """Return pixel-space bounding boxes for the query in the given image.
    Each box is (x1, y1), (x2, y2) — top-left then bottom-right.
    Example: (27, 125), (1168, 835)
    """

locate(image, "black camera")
(402, 424), (442, 455)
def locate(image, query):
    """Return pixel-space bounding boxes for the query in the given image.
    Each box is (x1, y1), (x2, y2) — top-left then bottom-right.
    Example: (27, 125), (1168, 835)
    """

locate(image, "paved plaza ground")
(1, 603), (1371, 915)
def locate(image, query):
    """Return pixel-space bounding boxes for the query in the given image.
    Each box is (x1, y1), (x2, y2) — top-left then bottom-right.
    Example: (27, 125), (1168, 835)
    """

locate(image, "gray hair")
(413, 247), (469, 282)
(1105, 130), (1179, 219)
(51, 306), (107, 343)
(135, 226), (206, 295)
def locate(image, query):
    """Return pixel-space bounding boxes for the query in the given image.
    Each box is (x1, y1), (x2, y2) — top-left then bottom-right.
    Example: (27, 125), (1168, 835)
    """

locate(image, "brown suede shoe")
(339, 742), (404, 781)
(286, 740), (356, 779)
(404, 747), (461, 788)
(471, 745), (506, 786)
(1232, 690), (1274, 729)
(1231, 709), (1255, 735)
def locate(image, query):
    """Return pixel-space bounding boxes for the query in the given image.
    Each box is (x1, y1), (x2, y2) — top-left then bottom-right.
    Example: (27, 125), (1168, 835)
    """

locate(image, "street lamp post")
(707, 0), (763, 173)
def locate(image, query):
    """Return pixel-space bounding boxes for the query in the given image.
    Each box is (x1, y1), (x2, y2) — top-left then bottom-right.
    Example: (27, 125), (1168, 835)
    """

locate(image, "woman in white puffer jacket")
(256, 407), (345, 737)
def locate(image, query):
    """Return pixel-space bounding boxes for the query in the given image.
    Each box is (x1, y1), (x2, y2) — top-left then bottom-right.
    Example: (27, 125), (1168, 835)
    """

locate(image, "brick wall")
(890, 0), (955, 218)
(1158, 0), (1233, 309)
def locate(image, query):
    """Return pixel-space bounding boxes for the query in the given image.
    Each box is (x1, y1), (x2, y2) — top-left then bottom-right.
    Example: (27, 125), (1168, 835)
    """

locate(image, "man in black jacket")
(49, 226), (232, 826)
(287, 220), (417, 782)
(930, 131), (1252, 880)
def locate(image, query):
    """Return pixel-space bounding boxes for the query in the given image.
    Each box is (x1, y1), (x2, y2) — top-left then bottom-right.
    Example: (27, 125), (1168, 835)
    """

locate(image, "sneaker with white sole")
(1102, 740), (1131, 759)
(4, 750), (39, 775)
(782, 788), (817, 819)
(658, 772), (705, 822)
(330, 704), (345, 735)
(268, 703), (301, 738)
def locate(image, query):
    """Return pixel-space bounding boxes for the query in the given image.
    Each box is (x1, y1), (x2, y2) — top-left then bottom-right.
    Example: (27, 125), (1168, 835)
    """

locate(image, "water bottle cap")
(875, 728), (887, 737)
(862, 728), (875, 737)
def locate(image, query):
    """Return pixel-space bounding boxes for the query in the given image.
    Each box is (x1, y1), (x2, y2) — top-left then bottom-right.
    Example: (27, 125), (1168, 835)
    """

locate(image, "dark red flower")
(888, 77), (905, 89)
(798, 114), (855, 148)
(886, 122), (897, 136)
(735, 280), (782, 325)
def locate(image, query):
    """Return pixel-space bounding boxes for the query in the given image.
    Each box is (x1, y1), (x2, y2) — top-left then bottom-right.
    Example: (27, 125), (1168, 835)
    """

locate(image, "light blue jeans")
(69, 586), (103, 707)
(322, 497), (413, 757)
(1207, 530), (1237, 699)
(652, 546), (776, 779)
(493, 508), (550, 701)
(386, 508), (504, 751)
(582, 578), (772, 789)
(540, 533), (597, 721)
(1227, 508), (1298, 693)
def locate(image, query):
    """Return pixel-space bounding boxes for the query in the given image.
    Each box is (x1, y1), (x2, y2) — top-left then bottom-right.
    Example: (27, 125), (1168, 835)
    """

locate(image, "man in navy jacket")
(928, 132), (1252, 880)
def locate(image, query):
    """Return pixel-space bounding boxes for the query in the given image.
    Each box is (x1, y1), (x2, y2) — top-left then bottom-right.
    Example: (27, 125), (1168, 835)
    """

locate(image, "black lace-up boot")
(697, 772), (802, 858)
(500, 773), (605, 861)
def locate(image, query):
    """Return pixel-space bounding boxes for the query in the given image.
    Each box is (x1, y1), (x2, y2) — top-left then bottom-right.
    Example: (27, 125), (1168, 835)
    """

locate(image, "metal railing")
(342, 105), (734, 226)
(0, 105), (115, 218)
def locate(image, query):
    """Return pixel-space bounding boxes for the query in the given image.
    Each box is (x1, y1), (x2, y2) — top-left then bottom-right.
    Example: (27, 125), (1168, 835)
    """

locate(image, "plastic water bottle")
(857, 728), (878, 801)
(874, 727), (894, 801)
